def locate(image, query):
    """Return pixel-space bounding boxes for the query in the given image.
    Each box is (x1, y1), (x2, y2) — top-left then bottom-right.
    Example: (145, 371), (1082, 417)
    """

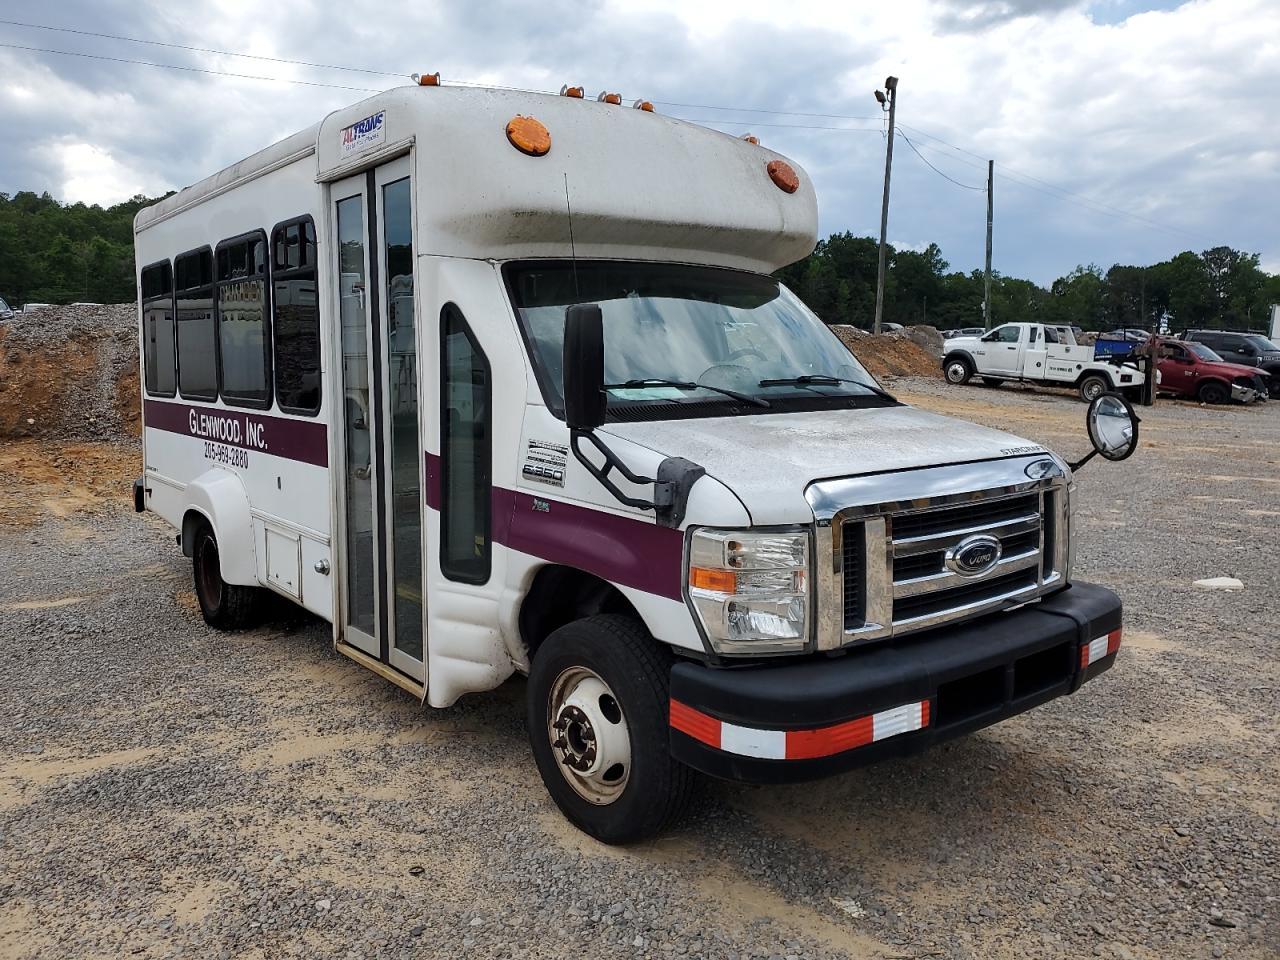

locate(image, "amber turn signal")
(689, 567), (738, 593)
(506, 115), (551, 156)
(766, 159), (799, 194)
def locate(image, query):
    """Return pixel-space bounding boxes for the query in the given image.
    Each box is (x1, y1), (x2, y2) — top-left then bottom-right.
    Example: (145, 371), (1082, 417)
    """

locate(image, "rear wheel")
(1197, 380), (1229, 405)
(527, 615), (693, 844)
(192, 524), (261, 629)
(1078, 374), (1109, 403)
(944, 357), (974, 385)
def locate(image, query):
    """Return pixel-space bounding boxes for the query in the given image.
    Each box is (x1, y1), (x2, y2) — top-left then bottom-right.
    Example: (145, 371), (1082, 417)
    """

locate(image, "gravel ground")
(1, 382), (1277, 960)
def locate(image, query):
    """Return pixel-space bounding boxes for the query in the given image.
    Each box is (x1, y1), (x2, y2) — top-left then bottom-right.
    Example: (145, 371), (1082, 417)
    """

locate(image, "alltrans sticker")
(522, 439), (568, 488)
(340, 110), (386, 157)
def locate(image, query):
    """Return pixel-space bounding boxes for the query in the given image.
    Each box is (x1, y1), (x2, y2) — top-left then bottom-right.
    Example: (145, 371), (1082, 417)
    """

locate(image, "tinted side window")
(271, 218), (321, 415)
(141, 261), (176, 397)
(175, 248), (217, 401)
(440, 304), (491, 585)
(216, 233), (271, 408)
(988, 325), (1020, 343)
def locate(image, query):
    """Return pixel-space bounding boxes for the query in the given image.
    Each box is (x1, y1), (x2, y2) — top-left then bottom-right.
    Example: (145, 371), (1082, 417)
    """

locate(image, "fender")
(943, 349), (977, 367)
(179, 469), (257, 586)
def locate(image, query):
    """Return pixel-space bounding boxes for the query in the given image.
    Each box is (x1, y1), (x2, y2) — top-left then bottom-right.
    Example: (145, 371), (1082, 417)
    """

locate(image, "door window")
(985, 325), (1020, 344)
(440, 304), (492, 584)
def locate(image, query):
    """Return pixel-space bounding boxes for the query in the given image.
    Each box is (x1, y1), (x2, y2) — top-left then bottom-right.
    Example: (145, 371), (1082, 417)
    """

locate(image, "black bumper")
(670, 581), (1122, 784)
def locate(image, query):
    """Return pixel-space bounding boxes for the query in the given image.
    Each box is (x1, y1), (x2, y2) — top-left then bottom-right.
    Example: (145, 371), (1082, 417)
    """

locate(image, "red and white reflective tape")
(1080, 627), (1122, 668)
(670, 698), (930, 761)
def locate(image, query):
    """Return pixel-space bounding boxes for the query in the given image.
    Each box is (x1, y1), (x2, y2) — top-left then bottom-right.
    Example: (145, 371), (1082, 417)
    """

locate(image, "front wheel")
(944, 357), (974, 385)
(1197, 380), (1229, 405)
(527, 615), (693, 844)
(192, 524), (262, 630)
(1078, 374), (1109, 403)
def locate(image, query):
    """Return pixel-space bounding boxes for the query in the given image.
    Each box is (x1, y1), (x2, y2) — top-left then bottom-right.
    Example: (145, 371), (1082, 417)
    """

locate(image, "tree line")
(2, 191), (1277, 335)
(775, 233), (1280, 333)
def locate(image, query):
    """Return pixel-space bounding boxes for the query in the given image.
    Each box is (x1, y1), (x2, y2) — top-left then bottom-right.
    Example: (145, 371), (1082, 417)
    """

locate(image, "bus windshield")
(505, 261), (886, 418)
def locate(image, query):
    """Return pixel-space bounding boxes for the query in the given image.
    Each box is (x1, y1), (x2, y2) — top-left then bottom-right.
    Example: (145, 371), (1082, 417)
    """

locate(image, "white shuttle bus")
(134, 84), (1139, 842)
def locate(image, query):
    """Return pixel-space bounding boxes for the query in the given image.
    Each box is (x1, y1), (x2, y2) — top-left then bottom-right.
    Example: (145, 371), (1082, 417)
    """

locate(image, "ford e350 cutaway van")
(133, 83), (1139, 842)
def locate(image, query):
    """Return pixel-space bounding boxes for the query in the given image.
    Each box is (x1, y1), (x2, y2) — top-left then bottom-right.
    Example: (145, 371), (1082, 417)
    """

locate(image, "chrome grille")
(814, 458), (1071, 650)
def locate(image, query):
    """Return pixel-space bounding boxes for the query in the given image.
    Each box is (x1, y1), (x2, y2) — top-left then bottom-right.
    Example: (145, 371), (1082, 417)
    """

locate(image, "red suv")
(1156, 339), (1268, 404)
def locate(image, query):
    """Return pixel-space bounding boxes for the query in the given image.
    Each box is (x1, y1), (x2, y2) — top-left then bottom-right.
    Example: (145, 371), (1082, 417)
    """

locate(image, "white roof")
(137, 86), (818, 273)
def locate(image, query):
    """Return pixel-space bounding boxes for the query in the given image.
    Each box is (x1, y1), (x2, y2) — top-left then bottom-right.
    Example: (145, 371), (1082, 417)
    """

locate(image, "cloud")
(0, 0), (1276, 284)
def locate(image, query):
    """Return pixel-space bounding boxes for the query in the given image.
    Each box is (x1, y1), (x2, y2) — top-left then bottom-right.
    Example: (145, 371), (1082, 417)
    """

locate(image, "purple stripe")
(144, 399), (328, 467)
(425, 452), (684, 601)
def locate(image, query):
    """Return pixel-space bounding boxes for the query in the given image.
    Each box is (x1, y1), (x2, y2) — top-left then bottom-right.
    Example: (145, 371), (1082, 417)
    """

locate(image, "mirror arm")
(570, 429), (705, 528)
(1068, 448), (1098, 473)
(570, 428), (661, 512)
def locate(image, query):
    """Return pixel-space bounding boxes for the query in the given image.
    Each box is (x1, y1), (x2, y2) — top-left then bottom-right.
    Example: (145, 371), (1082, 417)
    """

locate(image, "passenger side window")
(216, 233), (271, 408)
(175, 248), (217, 401)
(141, 261), (176, 397)
(271, 218), (321, 414)
(440, 304), (492, 584)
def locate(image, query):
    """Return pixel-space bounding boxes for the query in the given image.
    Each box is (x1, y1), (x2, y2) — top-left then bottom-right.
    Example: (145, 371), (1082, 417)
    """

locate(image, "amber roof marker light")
(506, 115), (551, 157)
(597, 91), (622, 105)
(413, 72), (440, 86)
(741, 134), (760, 145)
(766, 159), (799, 194)
(560, 84), (585, 98)
(633, 99), (655, 112)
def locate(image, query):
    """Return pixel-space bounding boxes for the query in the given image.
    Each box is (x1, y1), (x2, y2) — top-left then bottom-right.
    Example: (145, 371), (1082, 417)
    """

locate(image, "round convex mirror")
(1086, 393), (1139, 461)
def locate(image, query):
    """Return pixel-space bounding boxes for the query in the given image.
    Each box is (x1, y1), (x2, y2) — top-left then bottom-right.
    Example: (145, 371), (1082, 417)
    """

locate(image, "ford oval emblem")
(945, 534), (1003, 577)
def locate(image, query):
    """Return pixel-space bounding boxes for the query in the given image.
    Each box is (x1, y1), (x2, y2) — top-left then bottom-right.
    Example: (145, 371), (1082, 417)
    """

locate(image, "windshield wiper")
(758, 374), (896, 402)
(606, 378), (770, 408)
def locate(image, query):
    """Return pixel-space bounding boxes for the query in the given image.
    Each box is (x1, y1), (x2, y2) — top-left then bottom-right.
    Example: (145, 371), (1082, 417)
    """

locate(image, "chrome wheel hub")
(547, 667), (630, 805)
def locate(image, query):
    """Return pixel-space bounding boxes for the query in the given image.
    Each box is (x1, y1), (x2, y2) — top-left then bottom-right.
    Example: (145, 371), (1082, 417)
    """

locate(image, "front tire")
(1197, 380), (1229, 405)
(192, 524), (262, 630)
(527, 615), (693, 844)
(944, 356), (974, 385)
(1078, 374), (1109, 403)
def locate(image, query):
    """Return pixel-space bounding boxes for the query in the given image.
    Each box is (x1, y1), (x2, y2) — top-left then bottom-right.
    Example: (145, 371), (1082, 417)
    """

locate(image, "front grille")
(840, 486), (1059, 637)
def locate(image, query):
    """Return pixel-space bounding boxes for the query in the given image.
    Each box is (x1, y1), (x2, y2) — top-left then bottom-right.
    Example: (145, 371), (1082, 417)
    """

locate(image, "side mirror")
(563, 302), (606, 431)
(1072, 392), (1139, 471)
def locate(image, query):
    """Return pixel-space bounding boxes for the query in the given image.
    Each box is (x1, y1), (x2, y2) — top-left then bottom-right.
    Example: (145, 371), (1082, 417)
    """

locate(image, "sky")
(0, 0), (1276, 286)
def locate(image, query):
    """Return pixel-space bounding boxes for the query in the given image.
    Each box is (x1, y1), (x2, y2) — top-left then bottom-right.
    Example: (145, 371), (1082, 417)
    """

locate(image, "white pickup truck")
(943, 322), (1146, 402)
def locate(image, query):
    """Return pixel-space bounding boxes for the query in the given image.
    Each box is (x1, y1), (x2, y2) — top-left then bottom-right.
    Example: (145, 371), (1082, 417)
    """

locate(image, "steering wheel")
(728, 347), (767, 362)
(698, 363), (754, 388)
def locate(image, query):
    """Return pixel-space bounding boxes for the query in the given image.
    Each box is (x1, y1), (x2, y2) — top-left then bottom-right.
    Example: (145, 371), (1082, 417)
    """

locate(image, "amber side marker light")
(506, 115), (551, 156)
(416, 72), (441, 86)
(633, 99), (655, 112)
(766, 159), (799, 194)
(598, 91), (622, 105)
(689, 567), (737, 593)
(560, 85), (585, 98)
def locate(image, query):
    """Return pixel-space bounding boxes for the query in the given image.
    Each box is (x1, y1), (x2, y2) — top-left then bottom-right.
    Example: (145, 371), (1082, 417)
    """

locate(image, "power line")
(0, 16), (405, 79)
(0, 41), (385, 93)
(898, 131), (985, 191)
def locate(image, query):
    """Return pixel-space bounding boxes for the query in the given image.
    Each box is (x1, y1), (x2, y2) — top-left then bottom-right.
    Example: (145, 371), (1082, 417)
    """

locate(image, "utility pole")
(872, 76), (898, 335)
(983, 159), (994, 330)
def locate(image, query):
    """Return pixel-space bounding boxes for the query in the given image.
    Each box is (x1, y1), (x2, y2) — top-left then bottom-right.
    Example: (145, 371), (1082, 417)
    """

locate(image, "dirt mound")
(831, 325), (943, 379)
(0, 304), (139, 441)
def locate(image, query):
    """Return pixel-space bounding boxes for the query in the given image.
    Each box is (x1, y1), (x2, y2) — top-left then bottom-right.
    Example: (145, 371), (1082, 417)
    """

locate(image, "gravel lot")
(1, 381), (1276, 960)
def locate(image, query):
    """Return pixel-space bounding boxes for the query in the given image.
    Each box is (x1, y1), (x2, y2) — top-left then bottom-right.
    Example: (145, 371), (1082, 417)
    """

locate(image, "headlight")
(687, 528), (809, 655)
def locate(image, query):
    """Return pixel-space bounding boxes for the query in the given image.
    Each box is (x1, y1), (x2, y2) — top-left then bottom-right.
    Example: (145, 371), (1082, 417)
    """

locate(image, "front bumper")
(1231, 383), (1258, 403)
(669, 580), (1121, 783)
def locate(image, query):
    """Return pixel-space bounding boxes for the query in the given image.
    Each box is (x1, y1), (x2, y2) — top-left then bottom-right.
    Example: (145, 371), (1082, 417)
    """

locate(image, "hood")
(1203, 360), (1269, 379)
(603, 405), (1049, 525)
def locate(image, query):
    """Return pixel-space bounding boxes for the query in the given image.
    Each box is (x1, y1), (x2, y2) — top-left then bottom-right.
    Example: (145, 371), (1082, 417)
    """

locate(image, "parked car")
(944, 326), (986, 339)
(1181, 330), (1280, 398)
(943, 322), (1145, 401)
(0, 296), (13, 321)
(1156, 339), (1267, 404)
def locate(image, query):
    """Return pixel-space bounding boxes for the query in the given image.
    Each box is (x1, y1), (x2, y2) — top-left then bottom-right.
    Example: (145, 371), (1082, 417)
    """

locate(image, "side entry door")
(331, 156), (426, 685)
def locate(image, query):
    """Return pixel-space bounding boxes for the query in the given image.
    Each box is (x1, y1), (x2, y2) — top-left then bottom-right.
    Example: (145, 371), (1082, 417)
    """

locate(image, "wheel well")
(180, 509), (212, 559)
(1198, 376), (1230, 393)
(943, 351), (973, 369)
(519, 566), (644, 661)
(1074, 369), (1112, 386)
